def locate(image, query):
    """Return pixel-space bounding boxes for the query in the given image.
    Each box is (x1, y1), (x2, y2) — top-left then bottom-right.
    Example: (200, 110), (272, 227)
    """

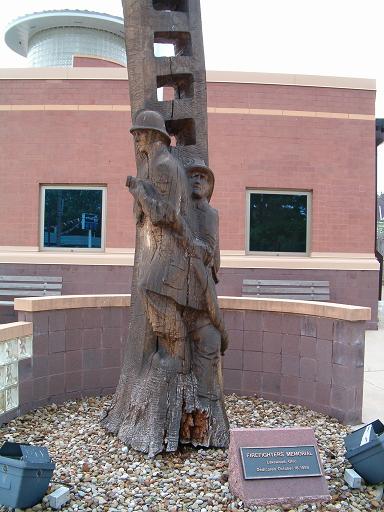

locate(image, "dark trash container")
(0, 441), (55, 508)
(344, 419), (384, 485)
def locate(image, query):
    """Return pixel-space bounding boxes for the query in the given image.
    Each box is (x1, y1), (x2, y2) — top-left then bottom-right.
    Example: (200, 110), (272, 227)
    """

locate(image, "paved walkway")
(363, 306), (384, 423)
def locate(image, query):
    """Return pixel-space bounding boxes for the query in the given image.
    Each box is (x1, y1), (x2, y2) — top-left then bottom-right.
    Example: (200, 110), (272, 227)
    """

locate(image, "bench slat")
(0, 275), (63, 308)
(242, 294), (331, 301)
(0, 283), (62, 291)
(242, 286), (329, 295)
(241, 278), (330, 302)
(0, 276), (62, 283)
(0, 290), (61, 297)
(242, 279), (329, 287)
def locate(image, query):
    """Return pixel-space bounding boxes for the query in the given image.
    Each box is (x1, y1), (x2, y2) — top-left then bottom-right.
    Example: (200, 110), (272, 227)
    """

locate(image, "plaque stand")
(229, 427), (330, 507)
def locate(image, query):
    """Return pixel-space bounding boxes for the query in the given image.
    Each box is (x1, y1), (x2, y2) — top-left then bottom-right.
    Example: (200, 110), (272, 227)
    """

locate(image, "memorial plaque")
(229, 427), (330, 507)
(240, 445), (322, 479)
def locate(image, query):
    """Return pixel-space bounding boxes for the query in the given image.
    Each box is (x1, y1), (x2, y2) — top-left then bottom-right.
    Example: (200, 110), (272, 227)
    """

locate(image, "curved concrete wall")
(0, 295), (370, 426)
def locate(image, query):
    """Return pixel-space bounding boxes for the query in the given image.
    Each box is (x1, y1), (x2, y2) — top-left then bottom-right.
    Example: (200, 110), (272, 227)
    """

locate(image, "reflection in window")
(248, 191), (310, 253)
(42, 187), (105, 249)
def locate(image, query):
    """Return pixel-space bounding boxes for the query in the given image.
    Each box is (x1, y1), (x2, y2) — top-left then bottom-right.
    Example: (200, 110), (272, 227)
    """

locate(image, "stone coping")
(14, 294), (131, 312)
(0, 68), (376, 90)
(13, 294), (370, 321)
(219, 297), (370, 321)
(0, 321), (33, 342)
(0, 248), (379, 270)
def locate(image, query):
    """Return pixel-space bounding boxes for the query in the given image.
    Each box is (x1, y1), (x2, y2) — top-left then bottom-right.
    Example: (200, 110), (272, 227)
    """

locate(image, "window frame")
(40, 185), (107, 252)
(245, 189), (311, 256)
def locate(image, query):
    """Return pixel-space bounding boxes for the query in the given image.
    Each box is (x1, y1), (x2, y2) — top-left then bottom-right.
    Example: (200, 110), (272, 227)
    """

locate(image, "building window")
(40, 186), (106, 250)
(247, 190), (311, 255)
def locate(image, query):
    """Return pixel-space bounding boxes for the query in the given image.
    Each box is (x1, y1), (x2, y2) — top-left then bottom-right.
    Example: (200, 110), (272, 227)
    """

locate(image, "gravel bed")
(0, 395), (383, 512)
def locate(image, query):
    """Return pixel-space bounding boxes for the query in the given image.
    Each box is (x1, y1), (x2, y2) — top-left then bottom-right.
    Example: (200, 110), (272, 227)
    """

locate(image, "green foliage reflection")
(249, 193), (307, 253)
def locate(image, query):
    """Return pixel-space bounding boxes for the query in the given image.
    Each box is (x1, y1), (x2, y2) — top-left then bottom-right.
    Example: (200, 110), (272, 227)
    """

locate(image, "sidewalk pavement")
(363, 310), (384, 424)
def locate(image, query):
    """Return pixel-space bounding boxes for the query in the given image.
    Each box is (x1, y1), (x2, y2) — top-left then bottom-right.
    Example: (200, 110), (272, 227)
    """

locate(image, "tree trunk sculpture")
(101, 0), (229, 457)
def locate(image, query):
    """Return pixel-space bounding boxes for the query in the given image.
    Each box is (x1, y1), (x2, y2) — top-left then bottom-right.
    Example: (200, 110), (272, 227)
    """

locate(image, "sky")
(1, 0), (384, 192)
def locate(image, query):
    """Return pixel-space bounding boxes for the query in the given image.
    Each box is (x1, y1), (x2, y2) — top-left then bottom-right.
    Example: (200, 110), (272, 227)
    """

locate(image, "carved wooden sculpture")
(121, 0), (208, 165)
(101, 0), (229, 456)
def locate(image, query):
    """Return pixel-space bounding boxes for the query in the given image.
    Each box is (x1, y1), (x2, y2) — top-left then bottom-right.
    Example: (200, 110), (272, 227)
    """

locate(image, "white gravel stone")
(0, 395), (382, 511)
(344, 469), (362, 489)
(48, 486), (70, 509)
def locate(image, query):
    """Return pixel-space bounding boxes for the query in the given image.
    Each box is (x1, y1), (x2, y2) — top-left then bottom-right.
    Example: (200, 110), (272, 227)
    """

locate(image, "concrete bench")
(242, 279), (330, 301)
(0, 276), (63, 307)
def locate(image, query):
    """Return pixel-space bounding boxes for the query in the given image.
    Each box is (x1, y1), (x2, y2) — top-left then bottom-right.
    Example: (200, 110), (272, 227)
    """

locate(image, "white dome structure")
(4, 10), (126, 67)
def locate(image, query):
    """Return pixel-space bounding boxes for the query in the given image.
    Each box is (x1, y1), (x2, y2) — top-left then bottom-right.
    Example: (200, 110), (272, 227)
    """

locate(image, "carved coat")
(187, 200), (220, 312)
(131, 172), (222, 319)
(134, 148), (190, 308)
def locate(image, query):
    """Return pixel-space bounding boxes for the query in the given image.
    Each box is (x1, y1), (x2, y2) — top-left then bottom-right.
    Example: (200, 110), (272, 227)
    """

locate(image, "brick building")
(0, 11), (379, 326)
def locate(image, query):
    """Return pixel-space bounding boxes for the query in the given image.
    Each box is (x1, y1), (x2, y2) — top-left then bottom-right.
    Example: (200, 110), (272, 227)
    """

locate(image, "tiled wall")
(222, 309), (365, 425)
(15, 307), (130, 418)
(0, 305), (366, 426)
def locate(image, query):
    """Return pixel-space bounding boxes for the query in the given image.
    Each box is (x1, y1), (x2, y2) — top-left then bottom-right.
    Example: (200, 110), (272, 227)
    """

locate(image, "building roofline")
(4, 10), (125, 57)
(207, 70), (376, 91)
(0, 67), (376, 91)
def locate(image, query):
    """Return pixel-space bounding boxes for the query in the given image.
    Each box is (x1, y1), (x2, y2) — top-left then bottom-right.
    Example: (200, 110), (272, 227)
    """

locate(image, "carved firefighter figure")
(102, 110), (229, 455)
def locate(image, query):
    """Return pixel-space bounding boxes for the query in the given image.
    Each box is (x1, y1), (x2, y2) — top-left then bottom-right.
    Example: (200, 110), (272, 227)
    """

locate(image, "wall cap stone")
(13, 294), (370, 321)
(0, 248), (379, 270)
(218, 296), (370, 321)
(0, 321), (33, 342)
(0, 68), (376, 90)
(14, 294), (131, 312)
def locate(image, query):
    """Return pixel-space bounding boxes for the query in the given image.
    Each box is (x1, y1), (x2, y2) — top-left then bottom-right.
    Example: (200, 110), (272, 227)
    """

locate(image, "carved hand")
(126, 175), (138, 189)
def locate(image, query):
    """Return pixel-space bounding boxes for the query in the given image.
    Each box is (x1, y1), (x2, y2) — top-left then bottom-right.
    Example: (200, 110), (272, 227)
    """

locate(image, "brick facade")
(0, 69), (379, 323)
(0, 75), (376, 252)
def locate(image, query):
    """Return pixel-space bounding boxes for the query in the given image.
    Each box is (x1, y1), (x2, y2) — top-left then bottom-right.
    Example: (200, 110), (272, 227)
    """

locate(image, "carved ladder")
(122, 0), (208, 166)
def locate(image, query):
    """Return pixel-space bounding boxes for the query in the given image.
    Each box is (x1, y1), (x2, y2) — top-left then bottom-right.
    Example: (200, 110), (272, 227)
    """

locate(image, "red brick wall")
(0, 78), (376, 253)
(0, 79), (129, 105)
(207, 82), (374, 114)
(209, 112), (376, 252)
(0, 109), (135, 248)
(73, 56), (125, 68)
